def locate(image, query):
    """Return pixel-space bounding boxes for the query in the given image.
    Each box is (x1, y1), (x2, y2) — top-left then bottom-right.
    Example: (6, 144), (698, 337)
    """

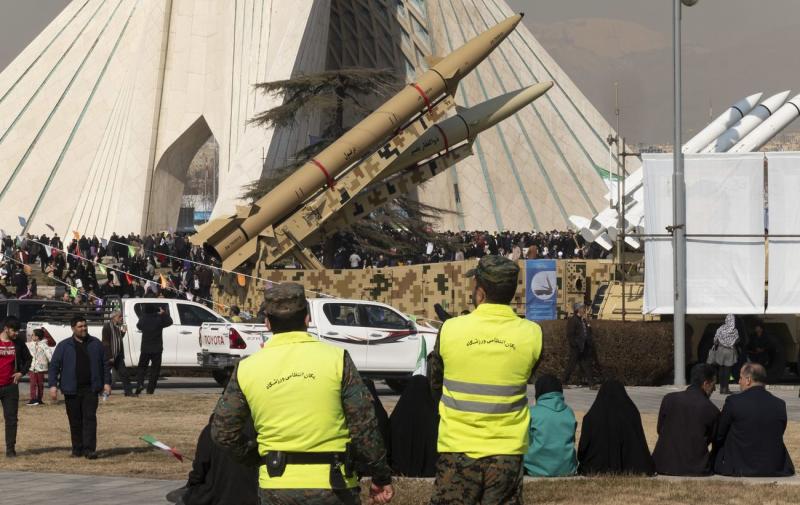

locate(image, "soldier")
(211, 283), (394, 505)
(428, 256), (542, 505)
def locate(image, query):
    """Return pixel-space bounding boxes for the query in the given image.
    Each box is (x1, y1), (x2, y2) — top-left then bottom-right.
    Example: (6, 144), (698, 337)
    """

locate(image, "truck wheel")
(385, 378), (408, 394)
(212, 369), (232, 387)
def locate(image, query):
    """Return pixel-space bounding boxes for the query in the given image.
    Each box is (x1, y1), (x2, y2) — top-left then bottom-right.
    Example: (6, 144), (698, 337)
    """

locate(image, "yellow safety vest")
(438, 303), (542, 458)
(237, 331), (357, 489)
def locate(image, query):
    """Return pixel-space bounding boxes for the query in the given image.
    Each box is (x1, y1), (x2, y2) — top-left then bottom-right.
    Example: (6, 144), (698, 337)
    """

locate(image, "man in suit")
(135, 304), (173, 395)
(561, 303), (602, 387)
(652, 363), (720, 475)
(713, 363), (795, 476)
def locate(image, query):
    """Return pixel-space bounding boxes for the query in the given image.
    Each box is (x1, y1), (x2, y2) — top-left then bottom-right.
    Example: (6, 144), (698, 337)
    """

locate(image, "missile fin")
(258, 225), (275, 239)
(189, 217), (235, 246)
(236, 205), (257, 218)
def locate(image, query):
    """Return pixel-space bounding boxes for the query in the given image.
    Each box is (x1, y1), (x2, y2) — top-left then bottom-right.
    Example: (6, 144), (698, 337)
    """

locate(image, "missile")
(729, 93), (800, 153)
(682, 93), (762, 153)
(192, 14), (525, 269)
(377, 81), (553, 181)
(701, 90), (791, 153)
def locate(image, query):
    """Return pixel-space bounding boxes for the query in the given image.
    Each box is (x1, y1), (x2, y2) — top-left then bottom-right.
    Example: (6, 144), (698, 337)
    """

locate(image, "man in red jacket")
(0, 316), (32, 458)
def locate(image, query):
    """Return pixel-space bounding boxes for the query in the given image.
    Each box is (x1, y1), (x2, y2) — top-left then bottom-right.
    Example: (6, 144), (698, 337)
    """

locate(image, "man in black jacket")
(102, 311), (133, 396)
(0, 316), (32, 457)
(652, 363), (720, 475)
(49, 315), (111, 459)
(713, 363), (795, 476)
(135, 304), (173, 395)
(561, 303), (602, 387)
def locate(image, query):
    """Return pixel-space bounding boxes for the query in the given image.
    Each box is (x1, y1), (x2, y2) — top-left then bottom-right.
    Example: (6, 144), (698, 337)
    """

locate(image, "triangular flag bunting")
(18, 216), (26, 227)
(236, 273), (246, 287)
(125, 273), (134, 285)
(140, 435), (185, 462)
(69, 286), (78, 298)
(72, 230), (80, 240)
(128, 245), (136, 258)
(160, 274), (168, 289)
(98, 264), (107, 275)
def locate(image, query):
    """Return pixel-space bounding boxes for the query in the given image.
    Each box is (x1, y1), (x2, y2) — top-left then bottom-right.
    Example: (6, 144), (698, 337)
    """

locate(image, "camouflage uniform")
(428, 256), (540, 505)
(429, 453), (524, 505)
(211, 283), (391, 505)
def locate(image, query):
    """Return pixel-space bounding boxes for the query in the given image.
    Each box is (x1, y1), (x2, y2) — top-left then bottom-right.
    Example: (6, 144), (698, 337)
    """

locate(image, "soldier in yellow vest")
(211, 283), (394, 505)
(428, 256), (542, 505)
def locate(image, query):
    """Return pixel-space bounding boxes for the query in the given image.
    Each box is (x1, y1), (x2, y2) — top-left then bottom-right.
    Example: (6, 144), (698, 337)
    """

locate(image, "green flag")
(70, 286), (78, 298)
(128, 245), (136, 258)
(98, 264), (107, 275)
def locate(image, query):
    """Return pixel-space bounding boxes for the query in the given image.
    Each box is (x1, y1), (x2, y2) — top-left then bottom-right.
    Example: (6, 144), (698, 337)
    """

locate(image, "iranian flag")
(140, 435), (186, 462)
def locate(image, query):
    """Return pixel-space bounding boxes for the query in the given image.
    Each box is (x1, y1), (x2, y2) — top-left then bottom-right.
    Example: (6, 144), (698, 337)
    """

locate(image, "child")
(26, 329), (52, 405)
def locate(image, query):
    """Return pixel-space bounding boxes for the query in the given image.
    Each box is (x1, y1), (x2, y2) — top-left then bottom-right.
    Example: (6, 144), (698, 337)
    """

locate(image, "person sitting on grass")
(652, 363), (720, 476)
(577, 380), (654, 475)
(713, 363), (795, 477)
(524, 375), (577, 477)
(166, 414), (258, 505)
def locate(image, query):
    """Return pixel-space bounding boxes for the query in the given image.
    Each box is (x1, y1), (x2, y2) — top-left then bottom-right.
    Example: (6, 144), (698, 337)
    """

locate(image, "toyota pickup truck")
(27, 297), (268, 385)
(197, 297), (439, 391)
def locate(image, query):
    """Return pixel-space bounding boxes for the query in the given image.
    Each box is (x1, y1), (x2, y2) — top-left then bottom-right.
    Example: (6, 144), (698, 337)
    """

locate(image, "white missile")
(702, 90), (791, 153)
(378, 82), (553, 180)
(730, 93), (800, 153)
(682, 92), (762, 153)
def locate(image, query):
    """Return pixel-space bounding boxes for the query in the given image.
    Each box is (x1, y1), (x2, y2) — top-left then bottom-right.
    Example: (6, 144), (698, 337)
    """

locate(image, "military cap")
(264, 283), (306, 316)
(466, 255), (519, 286)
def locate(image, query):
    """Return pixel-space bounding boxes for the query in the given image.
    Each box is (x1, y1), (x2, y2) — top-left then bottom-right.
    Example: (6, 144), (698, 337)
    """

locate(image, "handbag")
(706, 343), (718, 365)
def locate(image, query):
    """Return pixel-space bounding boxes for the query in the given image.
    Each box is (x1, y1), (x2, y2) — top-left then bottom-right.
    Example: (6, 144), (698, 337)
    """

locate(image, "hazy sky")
(1, 0), (798, 143)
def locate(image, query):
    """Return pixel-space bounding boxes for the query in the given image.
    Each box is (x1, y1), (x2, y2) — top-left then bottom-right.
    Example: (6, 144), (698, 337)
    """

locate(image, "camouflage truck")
(214, 259), (615, 325)
(597, 281), (800, 382)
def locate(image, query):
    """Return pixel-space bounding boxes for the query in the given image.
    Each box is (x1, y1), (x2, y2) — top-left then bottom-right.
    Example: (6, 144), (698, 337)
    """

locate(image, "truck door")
(175, 302), (226, 365)
(317, 302), (368, 369)
(359, 303), (419, 371)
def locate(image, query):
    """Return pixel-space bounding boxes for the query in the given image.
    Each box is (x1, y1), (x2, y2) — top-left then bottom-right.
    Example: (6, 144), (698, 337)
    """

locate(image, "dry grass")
(3, 396), (799, 504)
(4, 394), (218, 480)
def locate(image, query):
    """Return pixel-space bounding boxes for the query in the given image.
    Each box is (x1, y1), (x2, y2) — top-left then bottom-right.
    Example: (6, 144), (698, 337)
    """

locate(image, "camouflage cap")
(264, 282), (306, 316)
(466, 255), (519, 286)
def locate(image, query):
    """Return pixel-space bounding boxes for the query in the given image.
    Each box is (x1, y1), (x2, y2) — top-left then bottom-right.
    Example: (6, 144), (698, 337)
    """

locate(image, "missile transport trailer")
(596, 282), (800, 383)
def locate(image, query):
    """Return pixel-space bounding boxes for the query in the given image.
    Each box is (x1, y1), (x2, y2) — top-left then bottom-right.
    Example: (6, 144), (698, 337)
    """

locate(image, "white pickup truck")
(197, 297), (439, 391)
(28, 298), (269, 385)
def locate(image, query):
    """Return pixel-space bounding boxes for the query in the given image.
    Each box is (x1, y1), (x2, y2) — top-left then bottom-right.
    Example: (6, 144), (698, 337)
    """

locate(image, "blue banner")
(525, 259), (557, 321)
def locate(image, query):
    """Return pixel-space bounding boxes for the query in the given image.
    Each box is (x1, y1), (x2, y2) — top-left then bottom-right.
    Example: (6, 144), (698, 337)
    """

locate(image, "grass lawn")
(3, 394), (799, 504)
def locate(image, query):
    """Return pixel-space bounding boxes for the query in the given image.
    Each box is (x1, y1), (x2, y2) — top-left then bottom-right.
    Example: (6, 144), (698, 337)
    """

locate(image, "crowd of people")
(0, 232), (221, 306)
(0, 246), (796, 504)
(315, 228), (610, 269)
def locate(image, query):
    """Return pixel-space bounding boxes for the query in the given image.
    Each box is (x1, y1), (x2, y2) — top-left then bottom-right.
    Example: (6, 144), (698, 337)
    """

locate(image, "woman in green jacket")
(524, 375), (578, 477)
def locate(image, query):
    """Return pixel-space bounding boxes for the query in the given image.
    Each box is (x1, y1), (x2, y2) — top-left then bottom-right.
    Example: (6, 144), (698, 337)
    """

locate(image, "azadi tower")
(0, 0), (618, 236)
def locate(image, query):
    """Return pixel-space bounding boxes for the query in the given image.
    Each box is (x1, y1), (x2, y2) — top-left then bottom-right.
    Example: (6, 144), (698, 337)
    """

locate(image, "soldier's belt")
(260, 451), (344, 467)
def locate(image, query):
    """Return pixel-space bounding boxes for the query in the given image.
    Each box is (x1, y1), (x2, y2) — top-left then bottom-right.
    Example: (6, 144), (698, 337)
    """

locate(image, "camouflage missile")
(376, 82), (553, 181)
(192, 13), (525, 269)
